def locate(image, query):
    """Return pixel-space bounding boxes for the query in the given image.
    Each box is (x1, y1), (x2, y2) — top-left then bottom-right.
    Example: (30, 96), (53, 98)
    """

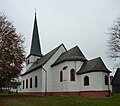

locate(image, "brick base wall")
(80, 90), (111, 98)
(19, 90), (111, 98)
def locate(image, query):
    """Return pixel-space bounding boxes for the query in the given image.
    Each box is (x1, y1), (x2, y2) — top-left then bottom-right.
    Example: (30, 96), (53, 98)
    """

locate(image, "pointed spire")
(30, 12), (42, 57)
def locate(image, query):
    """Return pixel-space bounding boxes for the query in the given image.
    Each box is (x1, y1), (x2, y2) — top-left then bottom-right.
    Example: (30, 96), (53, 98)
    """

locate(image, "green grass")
(0, 94), (120, 106)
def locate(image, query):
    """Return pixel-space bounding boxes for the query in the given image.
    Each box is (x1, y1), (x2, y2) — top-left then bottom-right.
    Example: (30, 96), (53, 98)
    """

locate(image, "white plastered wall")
(79, 72), (110, 91)
(41, 44), (66, 92)
(51, 61), (84, 92)
(19, 68), (42, 92)
(51, 61), (111, 92)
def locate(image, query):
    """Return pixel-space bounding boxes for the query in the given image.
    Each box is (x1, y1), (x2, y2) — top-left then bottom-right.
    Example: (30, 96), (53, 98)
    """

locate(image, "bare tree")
(107, 16), (120, 60)
(0, 14), (25, 88)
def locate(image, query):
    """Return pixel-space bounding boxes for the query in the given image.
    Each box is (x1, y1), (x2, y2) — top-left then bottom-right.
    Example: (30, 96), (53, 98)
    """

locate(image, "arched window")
(26, 59), (30, 65)
(30, 78), (32, 88)
(26, 79), (28, 89)
(84, 76), (89, 86)
(35, 76), (38, 87)
(70, 69), (75, 81)
(23, 80), (24, 89)
(27, 59), (30, 64)
(105, 75), (109, 85)
(60, 70), (63, 82)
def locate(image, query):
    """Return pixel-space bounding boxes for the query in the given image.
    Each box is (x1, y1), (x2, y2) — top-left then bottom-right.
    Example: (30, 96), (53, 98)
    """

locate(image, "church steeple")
(30, 12), (42, 57)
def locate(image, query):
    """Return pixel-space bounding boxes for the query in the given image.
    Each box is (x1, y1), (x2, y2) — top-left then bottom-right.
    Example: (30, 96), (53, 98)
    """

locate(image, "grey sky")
(0, 0), (120, 75)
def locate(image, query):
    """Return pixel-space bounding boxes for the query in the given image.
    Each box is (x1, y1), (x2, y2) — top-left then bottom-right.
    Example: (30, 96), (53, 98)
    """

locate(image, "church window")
(35, 76), (38, 87)
(26, 59), (30, 65)
(28, 59), (30, 64)
(84, 76), (89, 86)
(30, 78), (32, 88)
(70, 69), (75, 81)
(105, 75), (109, 85)
(23, 80), (24, 89)
(60, 70), (63, 82)
(27, 59), (30, 65)
(26, 79), (28, 89)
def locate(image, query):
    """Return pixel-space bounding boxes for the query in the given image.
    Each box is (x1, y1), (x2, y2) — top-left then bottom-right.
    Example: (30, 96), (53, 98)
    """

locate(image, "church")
(18, 13), (111, 97)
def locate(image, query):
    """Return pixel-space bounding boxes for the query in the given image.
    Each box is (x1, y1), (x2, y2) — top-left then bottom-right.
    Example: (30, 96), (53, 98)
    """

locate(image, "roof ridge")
(22, 44), (66, 76)
(44, 43), (66, 55)
(92, 57), (101, 69)
(51, 45), (87, 67)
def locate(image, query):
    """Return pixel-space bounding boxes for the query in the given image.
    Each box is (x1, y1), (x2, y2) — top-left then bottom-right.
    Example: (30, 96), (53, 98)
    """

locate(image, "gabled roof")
(76, 57), (111, 75)
(51, 46), (87, 66)
(111, 68), (120, 85)
(29, 13), (42, 57)
(22, 44), (65, 76)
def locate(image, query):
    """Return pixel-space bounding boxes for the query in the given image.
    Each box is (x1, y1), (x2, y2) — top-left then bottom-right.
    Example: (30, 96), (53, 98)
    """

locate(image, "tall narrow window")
(105, 75), (109, 85)
(35, 76), (38, 87)
(26, 59), (30, 65)
(70, 69), (75, 81)
(23, 80), (24, 89)
(27, 59), (30, 65)
(84, 76), (89, 86)
(30, 78), (32, 88)
(26, 79), (28, 89)
(60, 70), (63, 82)
(28, 59), (30, 64)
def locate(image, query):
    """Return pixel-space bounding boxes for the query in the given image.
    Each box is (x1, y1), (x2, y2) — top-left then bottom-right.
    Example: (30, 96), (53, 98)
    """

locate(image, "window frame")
(60, 70), (63, 82)
(70, 69), (75, 81)
(23, 80), (24, 89)
(105, 75), (109, 85)
(30, 77), (32, 88)
(26, 79), (28, 89)
(35, 76), (38, 87)
(84, 76), (89, 86)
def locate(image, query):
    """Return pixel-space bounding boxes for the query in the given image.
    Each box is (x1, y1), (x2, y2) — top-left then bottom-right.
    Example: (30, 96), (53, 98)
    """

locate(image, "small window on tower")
(27, 59), (30, 64)
(26, 59), (30, 65)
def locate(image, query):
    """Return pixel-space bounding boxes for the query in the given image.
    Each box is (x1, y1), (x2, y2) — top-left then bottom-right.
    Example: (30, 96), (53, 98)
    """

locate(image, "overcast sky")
(0, 0), (120, 75)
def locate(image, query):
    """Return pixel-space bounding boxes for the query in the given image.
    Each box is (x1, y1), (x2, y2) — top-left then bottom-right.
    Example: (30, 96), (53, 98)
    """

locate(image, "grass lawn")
(0, 93), (120, 106)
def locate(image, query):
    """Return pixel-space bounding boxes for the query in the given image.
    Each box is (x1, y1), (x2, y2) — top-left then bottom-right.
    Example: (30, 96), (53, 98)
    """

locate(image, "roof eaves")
(22, 43), (65, 76)
(76, 69), (111, 75)
(21, 65), (42, 76)
(26, 54), (43, 59)
(51, 58), (87, 67)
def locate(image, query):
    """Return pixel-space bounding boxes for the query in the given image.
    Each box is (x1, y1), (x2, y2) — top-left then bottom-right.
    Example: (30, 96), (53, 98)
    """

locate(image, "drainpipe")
(42, 66), (47, 96)
(107, 73), (110, 97)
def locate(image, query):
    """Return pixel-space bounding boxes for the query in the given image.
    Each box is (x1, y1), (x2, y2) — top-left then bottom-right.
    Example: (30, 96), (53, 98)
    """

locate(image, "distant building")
(18, 13), (111, 98)
(111, 68), (120, 93)
(2, 81), (20, 93)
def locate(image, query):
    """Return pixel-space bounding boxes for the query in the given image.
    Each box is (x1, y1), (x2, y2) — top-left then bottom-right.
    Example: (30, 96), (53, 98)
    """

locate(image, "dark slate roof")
(51, 46), (87, 66)
(76, 57), (111, 75)
(29, 13), (42, 57)
(22, 44), (64, 76)
(111, 68), (120, 85)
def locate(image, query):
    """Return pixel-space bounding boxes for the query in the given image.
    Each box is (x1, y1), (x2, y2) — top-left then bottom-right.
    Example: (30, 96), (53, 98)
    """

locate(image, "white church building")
(18, 13), (111, 97)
